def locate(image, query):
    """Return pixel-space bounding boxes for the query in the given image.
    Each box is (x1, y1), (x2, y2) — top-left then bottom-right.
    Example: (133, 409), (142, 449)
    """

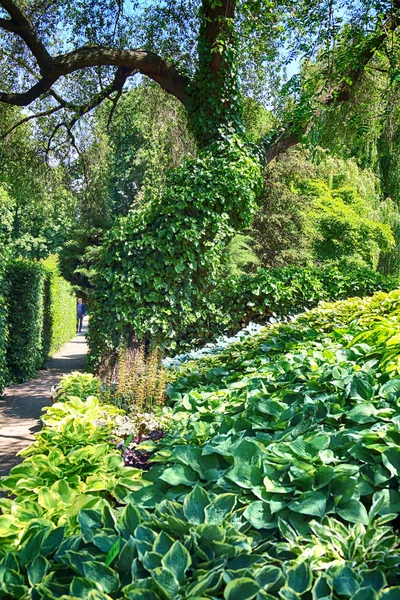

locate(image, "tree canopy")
(1, 0), (400, 161)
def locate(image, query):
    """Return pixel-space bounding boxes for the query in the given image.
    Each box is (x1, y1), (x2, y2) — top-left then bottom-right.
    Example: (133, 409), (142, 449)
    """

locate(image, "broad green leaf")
(162, 541), (191, 583)
(352, 588), (378, 600)
(70, 577), (99, 597)
(287, 562), (312, 593)
(119, 504), (141, 539)
(205, 494), (237, 524)
(347, 403), (376, 424)
(223, 577), (259, 600)
(151, 567), (179, 599)
(382, 448), (400, 477)
(183, 485), (209, 524)
(332, 566), (359, 596)
(312, 575), (332, 599)
(82, 561), (120, 594)
(289, 492), (326, 518)
(255, 566), (282, 590)
(361, 569), (386, 592)
(159, 465), (198, 486)
(27, 556), (49, 586)
(347, 378), (374, 401)
(337, 499), (369, 525)
(244, 501), (274, 529)
(78, 509), (103, 542)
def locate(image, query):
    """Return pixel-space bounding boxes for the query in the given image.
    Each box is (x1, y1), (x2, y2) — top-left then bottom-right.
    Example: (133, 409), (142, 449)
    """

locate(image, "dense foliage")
(2, 256), (76, 389)
(41, 256), (76, 359)
(5, 259), (47, 384)
(252, 149), (395, 270)
(2, 287), (400, 597)
(0, 106), (77, 261)
(0, 185), (12, 393)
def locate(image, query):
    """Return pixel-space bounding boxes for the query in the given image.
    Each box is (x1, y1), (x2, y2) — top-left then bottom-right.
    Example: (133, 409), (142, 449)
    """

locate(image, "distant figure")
(76, 298), (87, 333)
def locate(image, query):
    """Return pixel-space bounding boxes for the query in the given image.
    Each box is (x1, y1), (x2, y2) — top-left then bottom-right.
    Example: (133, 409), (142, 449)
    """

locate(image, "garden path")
(0, 318), (88, 477)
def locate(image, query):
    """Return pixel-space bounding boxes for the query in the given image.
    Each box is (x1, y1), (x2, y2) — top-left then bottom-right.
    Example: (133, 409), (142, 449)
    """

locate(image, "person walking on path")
(76, 298), (87, 333)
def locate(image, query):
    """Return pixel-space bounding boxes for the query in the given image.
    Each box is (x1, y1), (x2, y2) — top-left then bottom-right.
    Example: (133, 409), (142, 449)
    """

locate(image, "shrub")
(5, 258), (47, 383)
(175, 264), (398, 350)
(41, 255), (76, 359)
(52, 371), (102, 402)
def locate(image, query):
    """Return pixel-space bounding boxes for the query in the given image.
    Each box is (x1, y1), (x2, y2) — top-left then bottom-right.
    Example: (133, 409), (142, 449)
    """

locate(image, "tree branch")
(1, 104), (63, 138)
(262, 3), (400, 165)
(0, 0), (53, 71)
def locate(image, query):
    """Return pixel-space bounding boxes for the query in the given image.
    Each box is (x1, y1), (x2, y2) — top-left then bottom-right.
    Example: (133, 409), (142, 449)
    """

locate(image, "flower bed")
(1, 288), (400, 598)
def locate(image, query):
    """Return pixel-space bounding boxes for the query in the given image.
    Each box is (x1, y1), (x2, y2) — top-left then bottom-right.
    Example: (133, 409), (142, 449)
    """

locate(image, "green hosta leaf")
(255, 566), (282, 590)
(70, 577), (99, 597)
(382, 448), (400, 477)
(223, 577), (260, 600)
(287, 562), (312, 593)
(205, 494), (237, 524)
(162, 541), (191, 584)
(347, 403), (377, 424)
(159, 465), (198, 486)
(121, 586), (159, 600)
(117, 537), (136, 571)
(347, 378), (374, 401)
(82, 561), (120, 594)
(41, 527), (65, 556)
(332, 566), (360, 597)
(228, 464), (262, 488)
(234, 439), (263, 465)
(153, 531), (175, 555)
(186, 571), (223, 596)
(312, 575), (332, 599)
(151, 567), (179, 599)
(183, 485), (209, 524)
(279, 588), (301, 600)
(379, 379), (400, 400)
(26, 555), (50, 586)
(119, 504), (141, 539)
(352, 588), (378, 600)
(337, 500), (369, 525)
(18, 528), (47, 565)
(361, 569), (386, 592)
(289, 492), (326, 518)
(78, 509), (103, 542)
(243, 501), (274, 529)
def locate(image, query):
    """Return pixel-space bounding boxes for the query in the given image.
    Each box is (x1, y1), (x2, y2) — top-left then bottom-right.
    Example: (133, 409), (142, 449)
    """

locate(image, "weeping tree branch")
(262, 1), (400, 165)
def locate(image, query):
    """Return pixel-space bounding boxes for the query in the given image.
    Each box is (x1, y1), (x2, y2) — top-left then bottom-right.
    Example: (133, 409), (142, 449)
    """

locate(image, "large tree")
(1, 0), (400, 362)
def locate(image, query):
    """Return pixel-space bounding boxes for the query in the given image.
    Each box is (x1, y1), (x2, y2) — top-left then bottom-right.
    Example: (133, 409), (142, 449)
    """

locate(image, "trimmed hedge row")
(0, 252), (8, 394)
(5, 259), (47, 383)
(1, 256), (76, 389)
(42, 255), (76, 358)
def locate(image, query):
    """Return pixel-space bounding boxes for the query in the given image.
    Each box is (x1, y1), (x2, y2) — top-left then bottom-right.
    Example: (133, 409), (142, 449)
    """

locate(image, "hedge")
(5, 258), (47, 383)
(41, 255), (76, 358)
(0, 186), (12, 393)
(0, 253), (8, 393)
(4, 256), (76, 387)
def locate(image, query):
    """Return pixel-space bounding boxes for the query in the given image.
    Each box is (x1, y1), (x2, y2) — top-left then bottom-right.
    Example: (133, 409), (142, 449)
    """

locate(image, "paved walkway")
(0, 318), (88, 476)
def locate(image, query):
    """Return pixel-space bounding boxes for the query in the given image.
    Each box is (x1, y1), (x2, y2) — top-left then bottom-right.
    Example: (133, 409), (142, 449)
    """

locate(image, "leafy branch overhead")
(0, 0), (400, 161)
